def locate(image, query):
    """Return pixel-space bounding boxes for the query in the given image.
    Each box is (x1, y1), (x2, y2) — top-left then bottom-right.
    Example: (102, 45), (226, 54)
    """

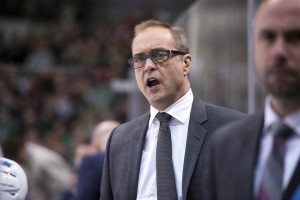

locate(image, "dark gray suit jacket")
(206, 114), (300, 200)
(205, 113), (300, 200)
(78, 152), (105, 200)
(205, 114), (263, 200)
(100, 98), (246, 200)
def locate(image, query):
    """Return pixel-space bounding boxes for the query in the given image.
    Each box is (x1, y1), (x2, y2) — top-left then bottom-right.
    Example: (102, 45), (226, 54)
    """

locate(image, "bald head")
(254, 0), (300, 48)
(254, 0), (300, 116)
(255, 0), (300, 25)
(91, 120), (120, 152)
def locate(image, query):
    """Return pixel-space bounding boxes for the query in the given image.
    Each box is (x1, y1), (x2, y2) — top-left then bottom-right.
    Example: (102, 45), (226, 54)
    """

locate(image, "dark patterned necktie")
(156, 112), (177, 200)
(258, 122), (294, 200)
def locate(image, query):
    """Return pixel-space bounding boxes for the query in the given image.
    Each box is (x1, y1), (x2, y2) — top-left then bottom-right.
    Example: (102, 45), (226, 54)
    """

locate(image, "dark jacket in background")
(77, 152), (105, 200)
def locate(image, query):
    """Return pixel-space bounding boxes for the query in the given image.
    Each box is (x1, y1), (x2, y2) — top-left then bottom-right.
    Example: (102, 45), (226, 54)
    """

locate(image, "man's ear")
(183, 54), (192, 75)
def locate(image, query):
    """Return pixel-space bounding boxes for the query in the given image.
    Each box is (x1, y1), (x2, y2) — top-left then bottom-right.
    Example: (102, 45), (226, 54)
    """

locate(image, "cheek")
(166, 69), (181, 84)
(171, 61), (186, 76)
(255, 46), (268, 67)
(292, 50), (300, 65)
(254, 52), (265, 77)
(135, 72), (145, 91)
(255, 40), (269, 57)
(255, 43), (266, 56)
(168, 69), (184, 86)
(255, 61), (270, 85)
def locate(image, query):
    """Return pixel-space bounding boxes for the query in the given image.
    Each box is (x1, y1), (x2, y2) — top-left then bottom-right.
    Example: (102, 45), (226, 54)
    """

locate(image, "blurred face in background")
(132, 26), (191, 111)
(254, 0), (300, 102)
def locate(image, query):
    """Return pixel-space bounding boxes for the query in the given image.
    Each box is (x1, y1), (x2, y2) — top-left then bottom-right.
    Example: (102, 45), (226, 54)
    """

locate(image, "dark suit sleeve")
(77, 153), (104, 200)
(203, 114), (261, 200)
(100, 130), (114, 200)
(204, 135), (217, 200)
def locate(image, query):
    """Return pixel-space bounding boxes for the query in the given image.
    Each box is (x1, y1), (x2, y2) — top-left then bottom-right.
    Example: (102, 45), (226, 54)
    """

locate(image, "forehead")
(132, 27), (175, 54)
(255, 1), (300, 32)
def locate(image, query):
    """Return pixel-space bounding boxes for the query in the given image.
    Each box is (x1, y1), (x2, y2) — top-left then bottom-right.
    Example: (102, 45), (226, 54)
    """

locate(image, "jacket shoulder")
(108, 112), (150, 144)
(212, 113), (263, 143)
(205, 102), (247, 120)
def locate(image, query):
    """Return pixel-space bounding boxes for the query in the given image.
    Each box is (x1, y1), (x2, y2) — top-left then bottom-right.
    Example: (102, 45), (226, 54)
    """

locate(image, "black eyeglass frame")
(128, 50), (187, 69)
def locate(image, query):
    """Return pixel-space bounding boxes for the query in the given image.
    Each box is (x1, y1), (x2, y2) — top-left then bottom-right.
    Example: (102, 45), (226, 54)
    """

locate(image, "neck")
(270, 95), (300, 117)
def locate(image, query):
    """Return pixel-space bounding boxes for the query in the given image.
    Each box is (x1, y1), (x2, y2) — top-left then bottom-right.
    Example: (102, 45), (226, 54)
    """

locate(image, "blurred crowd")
(0, 18), (138, 162)
(0, 16), (146, 200)
(0, 5), (148, 200)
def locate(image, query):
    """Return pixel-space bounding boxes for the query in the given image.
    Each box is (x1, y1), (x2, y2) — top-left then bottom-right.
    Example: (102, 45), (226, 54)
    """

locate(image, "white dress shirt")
(254, 96), (300, 196)
(136, 89), (193, 200)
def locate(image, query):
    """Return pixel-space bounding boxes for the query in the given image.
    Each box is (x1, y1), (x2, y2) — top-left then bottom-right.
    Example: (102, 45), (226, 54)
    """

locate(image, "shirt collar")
(264, 95), (300, 136)
(264, 96), (280, 132)
(149, 89), (194, 126)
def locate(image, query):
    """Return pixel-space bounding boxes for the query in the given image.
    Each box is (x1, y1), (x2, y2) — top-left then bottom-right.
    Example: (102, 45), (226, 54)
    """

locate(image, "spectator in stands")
(77, 120), (119, 200)
(2, 135), (73, 200)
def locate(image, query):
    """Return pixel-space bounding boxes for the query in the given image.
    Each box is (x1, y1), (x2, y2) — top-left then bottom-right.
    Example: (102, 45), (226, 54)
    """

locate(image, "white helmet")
(0, 157), (28, 200)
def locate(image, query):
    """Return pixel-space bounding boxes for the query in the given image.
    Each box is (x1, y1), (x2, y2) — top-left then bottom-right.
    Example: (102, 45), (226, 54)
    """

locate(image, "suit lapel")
(247, 114), (300, 200)
(127, 113), (150, 200)
(182, 99), (208, 199)
(283, 153), (300, 200)
(237, 114), (264, 199)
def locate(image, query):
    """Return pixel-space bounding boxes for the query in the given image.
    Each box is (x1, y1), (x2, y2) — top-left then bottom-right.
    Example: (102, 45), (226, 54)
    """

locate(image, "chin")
(148, 97), (166, 108)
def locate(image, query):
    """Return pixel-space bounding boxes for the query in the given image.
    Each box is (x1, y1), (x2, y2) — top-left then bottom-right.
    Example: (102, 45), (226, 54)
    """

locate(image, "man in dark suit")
(77, 152), (105, 200)
(100, 19), (245, 200)
(206, 0), (300, 200)
(77, 120), (119, 200)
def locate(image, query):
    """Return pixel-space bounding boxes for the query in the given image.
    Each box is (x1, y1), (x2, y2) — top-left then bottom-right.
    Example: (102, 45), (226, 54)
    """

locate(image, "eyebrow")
(260, 27), (300, 32)
(133, 48), (167, 57)
(285, 29), (300, 33)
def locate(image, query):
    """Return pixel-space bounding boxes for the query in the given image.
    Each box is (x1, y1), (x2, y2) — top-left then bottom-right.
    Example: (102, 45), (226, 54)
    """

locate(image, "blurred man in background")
(77, 120), (119, 200)
(206, 0), (300, 199)
(2, 135), (72, 200)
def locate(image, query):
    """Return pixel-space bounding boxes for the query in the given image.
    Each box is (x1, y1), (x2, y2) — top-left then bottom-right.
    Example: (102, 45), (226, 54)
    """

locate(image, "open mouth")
(146, 77), (160, 88)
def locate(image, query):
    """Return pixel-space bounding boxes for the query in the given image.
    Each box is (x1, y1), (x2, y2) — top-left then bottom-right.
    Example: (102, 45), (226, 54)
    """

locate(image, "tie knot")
(272, 121), (294, 140)
(156, 112), (172, 123)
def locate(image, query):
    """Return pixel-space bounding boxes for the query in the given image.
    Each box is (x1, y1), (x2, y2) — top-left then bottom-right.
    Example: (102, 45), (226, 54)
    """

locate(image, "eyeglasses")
(128, 50), (186, 69)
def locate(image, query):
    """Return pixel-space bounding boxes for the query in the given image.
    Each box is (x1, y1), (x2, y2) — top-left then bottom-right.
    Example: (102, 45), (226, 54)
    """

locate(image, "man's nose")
(144, 58), (156, 72)
(272, 37), (289, 57)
